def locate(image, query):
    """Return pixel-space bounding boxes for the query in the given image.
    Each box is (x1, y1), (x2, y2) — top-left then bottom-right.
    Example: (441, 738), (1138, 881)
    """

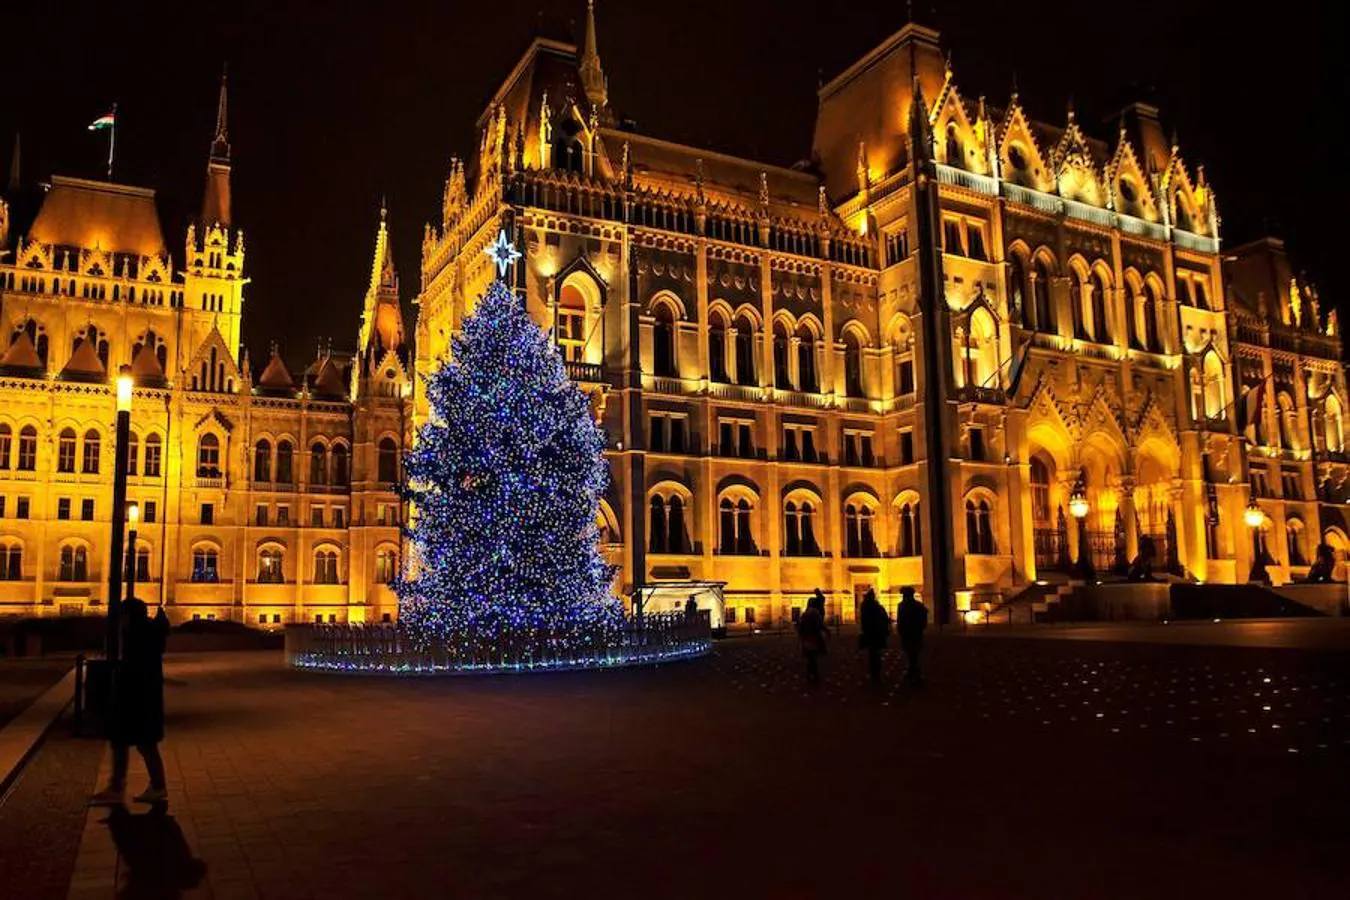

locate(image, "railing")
(838, 396), (873, 414)
(285, 613), (713, 675)
(1117, 215), (1168, 242)
(565, 361), (606, 384)
(935, 164), (998, 196)
(1034, 527), (1066, 573)
(1001, 183), (1062, 216)
(648, 375), (687, 395)
(1087, 530), (1120, 575)
(1173, 229), (1219, 254)
(709, 383), (763, 404)
(1063, 199), (1114, 229)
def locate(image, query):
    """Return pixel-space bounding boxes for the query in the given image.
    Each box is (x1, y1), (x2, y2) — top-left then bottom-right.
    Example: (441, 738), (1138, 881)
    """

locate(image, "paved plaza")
(2, 621), (1349, 899)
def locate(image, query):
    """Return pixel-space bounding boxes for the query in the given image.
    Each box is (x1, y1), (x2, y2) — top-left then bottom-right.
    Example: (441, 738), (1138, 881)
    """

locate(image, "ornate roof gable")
(997, 96), (1054, 192)
(184, 324), (242, 394)
(1105, 129), (1160, 222)
(1053, 111), (1105, 207)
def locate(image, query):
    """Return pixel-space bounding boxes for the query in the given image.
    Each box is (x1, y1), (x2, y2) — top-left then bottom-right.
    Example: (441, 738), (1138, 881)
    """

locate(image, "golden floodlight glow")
(116, 366), (134, 412)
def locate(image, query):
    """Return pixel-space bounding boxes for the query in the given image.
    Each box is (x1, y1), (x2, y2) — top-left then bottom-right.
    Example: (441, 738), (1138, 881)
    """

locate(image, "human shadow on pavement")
(101, 804), (207, 899)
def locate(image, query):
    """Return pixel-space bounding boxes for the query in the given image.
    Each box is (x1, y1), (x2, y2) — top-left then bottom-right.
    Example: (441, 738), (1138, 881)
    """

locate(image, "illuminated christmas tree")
(396, 236), (620, 641)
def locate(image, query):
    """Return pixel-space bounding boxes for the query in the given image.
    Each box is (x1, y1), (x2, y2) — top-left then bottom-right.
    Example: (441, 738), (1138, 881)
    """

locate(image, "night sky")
(1, 1), (1343, 365)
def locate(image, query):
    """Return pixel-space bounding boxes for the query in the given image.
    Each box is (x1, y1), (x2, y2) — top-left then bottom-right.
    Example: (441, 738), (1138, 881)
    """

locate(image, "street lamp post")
(1069, 475), (1095, 582)
(125, 502), (140, 604)
(1245, 500), (1270, 585)
(105, 367), (134, 662)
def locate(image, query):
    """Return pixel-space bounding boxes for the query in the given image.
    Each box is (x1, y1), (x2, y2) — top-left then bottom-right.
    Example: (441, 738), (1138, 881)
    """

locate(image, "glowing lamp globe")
(116, 369), (134, 412)
(1069, 492), (1090, 520)
(1244, 502), (1265, 530)
(127, 502), (140, 527)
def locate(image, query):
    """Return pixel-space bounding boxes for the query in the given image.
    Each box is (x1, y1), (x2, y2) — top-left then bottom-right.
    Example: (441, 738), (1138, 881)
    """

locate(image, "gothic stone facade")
(419, 14), (1347, 626)
(0, 85), (411, 624)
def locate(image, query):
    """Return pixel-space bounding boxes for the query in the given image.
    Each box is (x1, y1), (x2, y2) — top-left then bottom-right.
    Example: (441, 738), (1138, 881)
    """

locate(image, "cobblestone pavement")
(13, 624), (1350, 899)
(0, 713), (105, 900)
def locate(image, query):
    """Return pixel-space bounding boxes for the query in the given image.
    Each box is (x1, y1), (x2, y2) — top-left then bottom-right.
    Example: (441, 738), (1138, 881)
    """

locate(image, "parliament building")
(2, 5), (1346, 626)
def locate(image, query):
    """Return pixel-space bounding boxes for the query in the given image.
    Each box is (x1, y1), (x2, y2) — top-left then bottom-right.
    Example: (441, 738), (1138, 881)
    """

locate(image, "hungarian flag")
(88, 111), (116, 131)
(1239, 377), (1268, 433)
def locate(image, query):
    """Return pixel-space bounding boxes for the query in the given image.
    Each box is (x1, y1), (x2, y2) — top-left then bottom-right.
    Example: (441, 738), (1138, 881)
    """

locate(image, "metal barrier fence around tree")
(285, 612), (713, 675)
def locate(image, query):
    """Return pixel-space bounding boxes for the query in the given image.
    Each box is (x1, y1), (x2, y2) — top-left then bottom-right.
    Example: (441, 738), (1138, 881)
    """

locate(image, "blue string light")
(394, 270), (625, 648)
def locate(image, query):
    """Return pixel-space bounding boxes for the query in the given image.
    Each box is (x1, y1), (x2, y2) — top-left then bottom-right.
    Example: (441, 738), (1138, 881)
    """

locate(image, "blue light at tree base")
(394, 267), (625, 648)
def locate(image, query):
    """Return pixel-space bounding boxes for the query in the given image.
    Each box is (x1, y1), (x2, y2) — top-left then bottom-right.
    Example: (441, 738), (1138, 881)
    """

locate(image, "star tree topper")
(485, 228), (522, 277)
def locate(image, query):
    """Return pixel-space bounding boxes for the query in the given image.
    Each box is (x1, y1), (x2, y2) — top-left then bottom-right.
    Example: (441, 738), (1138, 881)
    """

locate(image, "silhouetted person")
(103, 804), (206, 899)
(896, 587), (928, 685)
(91, 599), (170, 806)
(1127, 536), (1157, 582)
(858, 588), (890, 683)
(1307, 542), (1338, 583)
(684, 596), (699, 621)
(797, 601), (827, 685)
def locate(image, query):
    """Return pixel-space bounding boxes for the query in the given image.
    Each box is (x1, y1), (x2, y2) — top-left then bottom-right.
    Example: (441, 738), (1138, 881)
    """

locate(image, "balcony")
(565, 361), (607, 385)
(935, 164), (998, 196)
(195, 475), (225, 490)
(710, 383), (763, 404)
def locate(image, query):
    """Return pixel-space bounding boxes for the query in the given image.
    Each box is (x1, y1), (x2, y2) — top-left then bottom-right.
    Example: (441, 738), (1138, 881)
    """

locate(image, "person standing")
(797, 600), (828, 685)
(896, 586), (928, 685)
(858, 588), (890, 683)
(90, 599), (171, 805)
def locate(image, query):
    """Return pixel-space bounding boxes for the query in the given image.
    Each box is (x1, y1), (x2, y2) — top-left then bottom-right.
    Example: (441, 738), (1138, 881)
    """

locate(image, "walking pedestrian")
(797, 600), (828, 685)
(896, 586), (928, 685)
(857, 588), (890, 683)
(90, 599), (171, 806)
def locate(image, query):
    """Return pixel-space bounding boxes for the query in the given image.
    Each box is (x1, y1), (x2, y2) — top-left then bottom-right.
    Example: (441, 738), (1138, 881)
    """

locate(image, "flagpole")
(107, 103), (117, 180)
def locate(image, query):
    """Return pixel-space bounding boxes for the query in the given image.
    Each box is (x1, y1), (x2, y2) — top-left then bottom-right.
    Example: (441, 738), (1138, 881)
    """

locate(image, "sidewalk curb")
(0, 666), (77, 803)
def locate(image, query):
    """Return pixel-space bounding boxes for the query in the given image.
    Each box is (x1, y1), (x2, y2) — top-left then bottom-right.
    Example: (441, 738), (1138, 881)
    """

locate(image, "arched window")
(258, 547), (284, 584)
(734, 317), (757, 386)
(332, 444), (350, 486)
(1090, 270), (1111, 344)
(1202, 353), (1226, 420)
(1326, 395), (1345, 454)
(82, 428), (101, 474)
(310, 442), (327, 485)
(1032, 258), (1054, 332)
(1277, 392), (1297, 450)
(197, 433), (221, 478)
(126, 433), (138, 476)
(57, 428), (77, 473)
(785, 499), (820, 557)
(312, 549), (339, 584)
(60, 545), (90, 581)
(1030, 457), (1053, 525)
(966, 499), (995, 554)
(667, 495), (687, 554)
(652, 304), (676, 378)
(0, 424), (10, 470)
(378, 437), (399, 483)
(649, 496), (669, 553)
(1008, 255), (1028, 321)
(719, 499), (737, 554)
(796, 326), (818, 393)
(708, 313), (729, 383)
(966, 309), (998, 390)
(1174, 197), (1194, 233)
(844, 503), (877, 557)
(898, 501), (922, 556)
(1286, 519), (1307, 567)
(254, 440), (272, 483)
(375, 548), (398, 584)
(191, 547), (219, 583)
(736, 500), (754, 555)
(945, 123), (964, 168)
(0, 541), (22, 580)
(773, 321), (792, 389)
(1070, 269), (1088, 340)
(143, 434), (162, 478)
(843, 332), (864, 398)
(276, 440), (295, 484)
(556, 283), (587, 362)
(17, 426), (37, 471)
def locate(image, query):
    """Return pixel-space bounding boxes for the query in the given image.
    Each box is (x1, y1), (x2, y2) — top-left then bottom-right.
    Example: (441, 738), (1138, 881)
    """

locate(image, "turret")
(359, 203), (405, 360)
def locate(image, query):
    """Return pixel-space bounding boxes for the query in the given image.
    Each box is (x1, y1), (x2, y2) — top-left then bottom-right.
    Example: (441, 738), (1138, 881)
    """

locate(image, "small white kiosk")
(634, 581), (728, 635)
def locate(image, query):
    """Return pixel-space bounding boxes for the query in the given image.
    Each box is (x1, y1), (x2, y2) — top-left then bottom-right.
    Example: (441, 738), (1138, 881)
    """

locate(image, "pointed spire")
(579, 0), (608, 109)
(210, 67), (230, 164)
(359, 203), (404, 357)
(201, 68), (232, 227)
(259, 343), (296, 393)
(1010, 72), (1019, 105)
